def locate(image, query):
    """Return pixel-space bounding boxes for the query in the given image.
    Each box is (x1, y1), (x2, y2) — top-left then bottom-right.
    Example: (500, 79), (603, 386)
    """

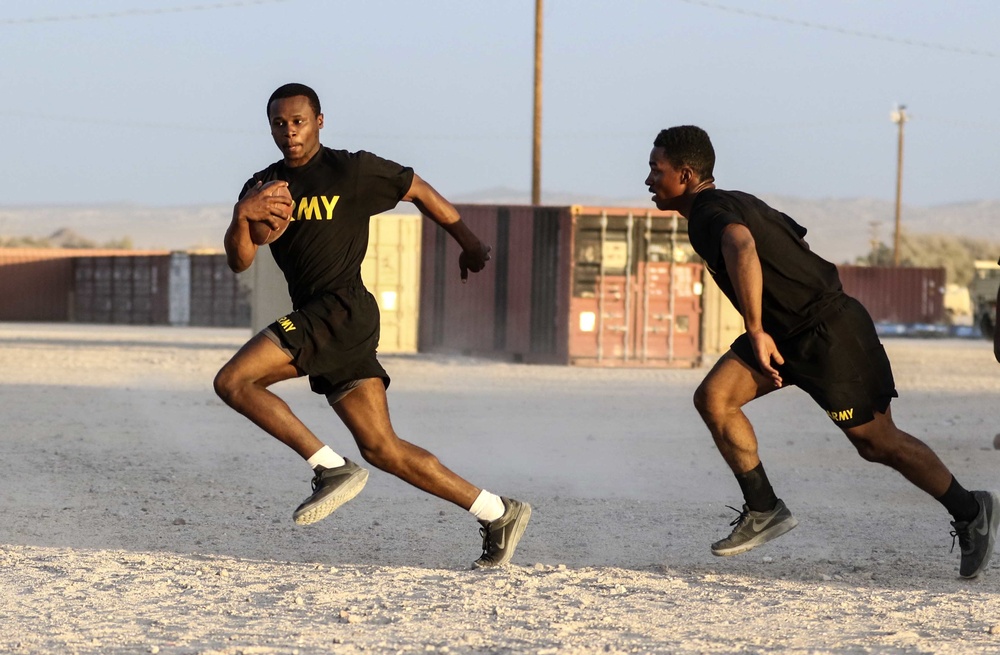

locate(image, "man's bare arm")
(721, 223), (784, 386)
(404, 173), (490, 281)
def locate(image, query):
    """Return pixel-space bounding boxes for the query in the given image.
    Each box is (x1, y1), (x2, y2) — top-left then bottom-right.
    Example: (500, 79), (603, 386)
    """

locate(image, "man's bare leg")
(214, 334), (366, 525)
(693, 351), (797, 556)
(333, 378), (480, 509)
(213, 333), (324, 459)
(333, 378), (532, 567)
(693, 352), (776, 476)
(841, 407), (953, 496)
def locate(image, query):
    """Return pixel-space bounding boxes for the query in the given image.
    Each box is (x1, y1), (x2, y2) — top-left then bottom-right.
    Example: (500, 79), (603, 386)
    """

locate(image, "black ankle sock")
(736, 463), (779, 512)
(937, 476), (979, 523)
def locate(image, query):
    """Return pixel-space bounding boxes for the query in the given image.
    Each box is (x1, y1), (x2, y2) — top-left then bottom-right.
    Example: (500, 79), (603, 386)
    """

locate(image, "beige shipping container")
(251, 213), (422, 354)
(699, 270), (745, 359)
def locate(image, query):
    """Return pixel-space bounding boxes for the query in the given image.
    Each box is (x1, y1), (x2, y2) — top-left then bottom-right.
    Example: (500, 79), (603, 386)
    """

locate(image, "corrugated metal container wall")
(73, 254), (172, 324)
(0, 249), (75, 321)
(838, 265), (945, 324)
(419, 205), (570, 363)
(250, 214), (422, 353)
(362, 214), (422, 353)
(566, 207), (700, 366)
(700, 272), (745, 357)
(419, 205), (702, 366)
(0, 248), (172, 322)
(189, 254), (252, 327)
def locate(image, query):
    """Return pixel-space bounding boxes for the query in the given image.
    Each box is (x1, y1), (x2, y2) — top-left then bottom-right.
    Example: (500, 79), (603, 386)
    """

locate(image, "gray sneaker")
(711, 499), (798, 557)
(473, 497), (532, 569)
(293, 459), (369, 525)
(951, 490), (1000, 579)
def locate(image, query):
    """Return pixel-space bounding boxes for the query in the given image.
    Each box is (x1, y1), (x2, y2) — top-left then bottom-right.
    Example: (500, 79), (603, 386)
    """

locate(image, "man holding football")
(214, 83), (531, 568)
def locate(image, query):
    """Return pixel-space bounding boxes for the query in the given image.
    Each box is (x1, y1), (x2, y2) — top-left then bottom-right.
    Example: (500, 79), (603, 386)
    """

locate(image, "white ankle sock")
(306, 445), (346, 470)
(469, 490), (505, 523)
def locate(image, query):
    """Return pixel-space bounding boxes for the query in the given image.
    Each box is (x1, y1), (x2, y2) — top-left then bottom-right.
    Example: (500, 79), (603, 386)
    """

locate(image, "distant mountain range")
(2, 190), (999, 264)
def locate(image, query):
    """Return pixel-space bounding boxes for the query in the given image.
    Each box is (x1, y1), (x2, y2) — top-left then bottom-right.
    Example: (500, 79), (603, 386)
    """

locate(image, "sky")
(2, 0), (999, 208)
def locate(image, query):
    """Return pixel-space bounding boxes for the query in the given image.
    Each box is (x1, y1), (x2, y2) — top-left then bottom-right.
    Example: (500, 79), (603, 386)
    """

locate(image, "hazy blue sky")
(2, 0), (998, 207)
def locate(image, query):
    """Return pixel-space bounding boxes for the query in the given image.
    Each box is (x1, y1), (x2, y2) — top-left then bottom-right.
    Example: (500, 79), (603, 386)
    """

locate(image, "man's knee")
(847, 430), (902, 465)
(693, 382), (729, 423)
(213, 364), (249, 407)
(359, 439), (401, 471)
(213, 367), (235, 403)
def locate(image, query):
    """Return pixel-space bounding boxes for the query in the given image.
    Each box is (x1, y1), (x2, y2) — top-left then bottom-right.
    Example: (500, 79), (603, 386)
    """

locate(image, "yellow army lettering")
(277, 316), (296, 332)
(826, 408), (854, 422)
(296, 195), (340, 221)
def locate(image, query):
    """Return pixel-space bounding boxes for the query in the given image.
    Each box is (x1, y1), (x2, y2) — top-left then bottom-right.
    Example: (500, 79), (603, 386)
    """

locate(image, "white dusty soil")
(2, 323), (999, 654)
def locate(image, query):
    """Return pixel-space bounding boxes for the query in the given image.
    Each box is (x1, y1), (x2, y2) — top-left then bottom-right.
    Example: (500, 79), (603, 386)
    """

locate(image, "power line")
(676, 0), (1000, 59)
(0, 0), (293, 26)
(0, 110), (258, 134)
(8, 108), (1000, 140)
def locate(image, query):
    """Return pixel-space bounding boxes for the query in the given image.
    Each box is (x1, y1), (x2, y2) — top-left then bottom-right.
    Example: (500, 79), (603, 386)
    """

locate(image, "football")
(249, 181), (293, 246)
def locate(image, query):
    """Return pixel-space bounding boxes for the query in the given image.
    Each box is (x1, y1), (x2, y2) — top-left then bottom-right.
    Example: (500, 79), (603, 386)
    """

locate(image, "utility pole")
(531, 0), (543, 205)
(890, 105), (908, 267)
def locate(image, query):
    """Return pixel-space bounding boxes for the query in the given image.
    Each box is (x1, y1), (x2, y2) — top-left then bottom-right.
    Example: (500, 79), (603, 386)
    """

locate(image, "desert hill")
(2, 192), (999, 264)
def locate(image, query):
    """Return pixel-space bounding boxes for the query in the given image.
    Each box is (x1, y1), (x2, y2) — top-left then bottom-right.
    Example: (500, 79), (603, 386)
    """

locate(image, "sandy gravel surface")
(1, 323), (999, 654)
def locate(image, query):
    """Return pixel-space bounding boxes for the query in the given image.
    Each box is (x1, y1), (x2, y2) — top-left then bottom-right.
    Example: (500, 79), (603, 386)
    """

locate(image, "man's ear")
(317, 113), (324, 129)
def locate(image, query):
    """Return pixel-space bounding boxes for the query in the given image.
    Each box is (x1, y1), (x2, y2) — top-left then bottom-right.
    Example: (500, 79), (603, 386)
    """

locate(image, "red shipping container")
(0, 248), (168, 322)
(837, 265), (945, 325)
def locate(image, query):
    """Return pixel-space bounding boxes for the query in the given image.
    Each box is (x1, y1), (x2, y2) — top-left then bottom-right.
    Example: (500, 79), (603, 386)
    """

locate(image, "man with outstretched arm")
(645, 125), (998, 578)
(214, 83), (531, 568)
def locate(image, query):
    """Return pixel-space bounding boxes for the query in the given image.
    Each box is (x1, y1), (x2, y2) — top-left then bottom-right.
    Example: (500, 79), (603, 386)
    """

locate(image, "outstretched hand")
(748, 329), (785, 388)
(459, 243), (492, 282)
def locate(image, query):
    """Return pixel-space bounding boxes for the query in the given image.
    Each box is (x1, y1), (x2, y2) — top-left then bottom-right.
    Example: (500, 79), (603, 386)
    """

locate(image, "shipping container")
(838, 265), (945, 325)
(0, 248), (254, 326)
(188, 254), (252, 327)
(0, 249), (76, 321)
(73, 254), (173, 324)
(250, 214), (423, 353)
(0, 248), (172, 322)
(168, 252), (192, 326)
(699, 271), (745, 357)
(362, 214), (422, 353)
(418, 205), (703, 366)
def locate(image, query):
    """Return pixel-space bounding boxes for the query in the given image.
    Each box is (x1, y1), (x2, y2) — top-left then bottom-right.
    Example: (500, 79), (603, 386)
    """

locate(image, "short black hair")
(267, 83), (321, 118)
(653, 126), (715, 181)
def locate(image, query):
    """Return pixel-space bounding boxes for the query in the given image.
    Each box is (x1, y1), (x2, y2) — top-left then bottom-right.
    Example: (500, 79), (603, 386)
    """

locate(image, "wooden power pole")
(531, 0), (543, 205)
(891, 105), (908, 267)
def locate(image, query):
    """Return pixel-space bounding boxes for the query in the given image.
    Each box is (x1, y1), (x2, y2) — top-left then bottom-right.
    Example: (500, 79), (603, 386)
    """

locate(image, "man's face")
(645, 147), (687, 211)
(268, 95), (324, 167)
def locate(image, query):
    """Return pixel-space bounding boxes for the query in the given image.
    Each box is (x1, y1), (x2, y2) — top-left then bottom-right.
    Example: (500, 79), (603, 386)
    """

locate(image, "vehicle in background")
(970, 260), (1000, 338)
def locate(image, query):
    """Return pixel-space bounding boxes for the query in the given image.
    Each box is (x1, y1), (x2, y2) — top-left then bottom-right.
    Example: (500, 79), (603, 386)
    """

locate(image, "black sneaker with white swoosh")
(473, 497), (532, 568)
(950, 490), (1000, 579)
(711, 498), (798, 557)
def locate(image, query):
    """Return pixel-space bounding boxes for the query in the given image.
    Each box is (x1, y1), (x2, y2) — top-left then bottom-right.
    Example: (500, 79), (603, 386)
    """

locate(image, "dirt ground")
(1, 323), (999, 654)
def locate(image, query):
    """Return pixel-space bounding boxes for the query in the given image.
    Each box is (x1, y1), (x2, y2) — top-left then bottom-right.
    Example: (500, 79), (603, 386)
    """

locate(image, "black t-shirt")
(688, 189), (844, 339)
(240, 147), (414, 309)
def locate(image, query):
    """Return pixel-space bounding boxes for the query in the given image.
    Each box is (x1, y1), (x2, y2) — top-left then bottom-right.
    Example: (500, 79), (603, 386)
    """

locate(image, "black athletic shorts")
(264, 286), (390, 401)
(731, 296), (898, 429)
